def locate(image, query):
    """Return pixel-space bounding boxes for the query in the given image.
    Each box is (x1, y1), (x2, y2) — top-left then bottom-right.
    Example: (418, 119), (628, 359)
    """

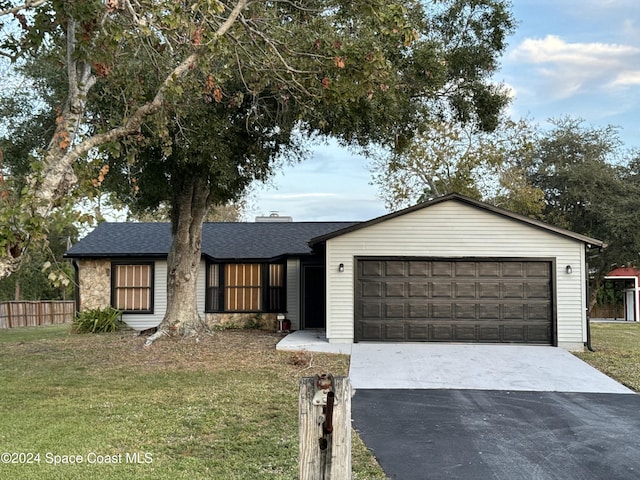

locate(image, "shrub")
(72, 307), (124, 333)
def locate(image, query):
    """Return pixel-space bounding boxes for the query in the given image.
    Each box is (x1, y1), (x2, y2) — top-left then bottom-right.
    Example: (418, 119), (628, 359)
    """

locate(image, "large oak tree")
(0, 0), (515, 343)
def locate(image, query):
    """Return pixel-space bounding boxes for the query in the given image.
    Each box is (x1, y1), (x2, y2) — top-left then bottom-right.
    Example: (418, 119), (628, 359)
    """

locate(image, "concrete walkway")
(276, 331), (634, 393)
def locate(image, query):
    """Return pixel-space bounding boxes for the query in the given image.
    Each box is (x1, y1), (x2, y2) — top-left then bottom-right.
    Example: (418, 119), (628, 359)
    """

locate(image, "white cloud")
(508, 35), (640, 98)
(610, 71), (640, 87)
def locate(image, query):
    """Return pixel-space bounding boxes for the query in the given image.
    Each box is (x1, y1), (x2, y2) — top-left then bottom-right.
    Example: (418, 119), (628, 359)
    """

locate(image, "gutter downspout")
(585, 244), (599, 352)
(72, 260), (80, 314)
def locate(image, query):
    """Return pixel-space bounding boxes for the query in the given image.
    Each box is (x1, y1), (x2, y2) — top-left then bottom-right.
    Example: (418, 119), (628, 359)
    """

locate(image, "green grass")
(9, 323), (636, 479)
(0, 324), (71, 343)
(575, 322), (640, 392)
(0, 327), (386, 480)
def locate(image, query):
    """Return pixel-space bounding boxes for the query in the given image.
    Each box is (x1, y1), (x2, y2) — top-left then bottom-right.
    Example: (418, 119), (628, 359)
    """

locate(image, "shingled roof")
(64, 221), (358, 261)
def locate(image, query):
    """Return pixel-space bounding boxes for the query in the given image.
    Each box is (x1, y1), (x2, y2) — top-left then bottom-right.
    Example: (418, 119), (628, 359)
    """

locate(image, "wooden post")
(299, 375), (351, 480)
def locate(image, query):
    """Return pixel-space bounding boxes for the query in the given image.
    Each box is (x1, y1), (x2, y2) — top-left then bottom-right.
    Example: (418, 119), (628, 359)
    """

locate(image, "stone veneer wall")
(205, 313), (278, 331)
(78, 259), (111, 310)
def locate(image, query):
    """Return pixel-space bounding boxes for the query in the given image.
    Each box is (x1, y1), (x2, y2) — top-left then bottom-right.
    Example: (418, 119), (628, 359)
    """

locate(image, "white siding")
(325, 200), (587, 349)
(122, 260), (167, 331)
(197, 260), (206, 317)
(286, 258), (301, 329)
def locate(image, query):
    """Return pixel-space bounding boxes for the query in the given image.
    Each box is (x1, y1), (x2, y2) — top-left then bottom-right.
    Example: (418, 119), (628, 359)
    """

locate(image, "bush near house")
(71, 307), (124, 333)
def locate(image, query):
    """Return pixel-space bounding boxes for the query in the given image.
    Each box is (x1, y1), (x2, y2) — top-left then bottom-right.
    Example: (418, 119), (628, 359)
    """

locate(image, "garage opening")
(355, 258), (553, 344)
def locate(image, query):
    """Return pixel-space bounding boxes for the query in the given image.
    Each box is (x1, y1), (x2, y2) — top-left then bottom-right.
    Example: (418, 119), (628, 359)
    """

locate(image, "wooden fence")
(590, 304), (625, 319)
(0, 301), (75, 328)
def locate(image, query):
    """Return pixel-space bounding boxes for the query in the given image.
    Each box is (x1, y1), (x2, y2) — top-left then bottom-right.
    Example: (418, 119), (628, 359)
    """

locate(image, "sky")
(245, 0), (640, 222)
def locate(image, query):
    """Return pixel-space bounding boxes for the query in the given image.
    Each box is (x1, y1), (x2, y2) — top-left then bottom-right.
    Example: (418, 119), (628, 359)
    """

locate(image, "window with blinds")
(225, 264), (262, 311)
(206, 262), (285, 313)
(112, 263), (153, 312)
(268, 263), (284, 311)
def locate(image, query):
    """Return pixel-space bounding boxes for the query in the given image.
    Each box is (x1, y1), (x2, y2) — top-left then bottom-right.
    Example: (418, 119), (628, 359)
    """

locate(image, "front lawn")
(575, 322), (640, 392)
(0, 326), (385, 479)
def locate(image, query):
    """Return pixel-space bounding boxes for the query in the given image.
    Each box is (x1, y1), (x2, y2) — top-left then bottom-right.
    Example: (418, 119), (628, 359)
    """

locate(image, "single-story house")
(64, 193), (604, 350)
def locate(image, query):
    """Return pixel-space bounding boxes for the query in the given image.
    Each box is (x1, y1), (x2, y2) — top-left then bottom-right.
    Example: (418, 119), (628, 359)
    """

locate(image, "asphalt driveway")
(348, 344), (640, 480)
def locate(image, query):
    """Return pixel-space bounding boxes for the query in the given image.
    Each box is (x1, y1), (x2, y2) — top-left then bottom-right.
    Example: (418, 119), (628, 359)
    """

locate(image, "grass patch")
(575, 323), (640, 392)
(0, 324), (70, 343)
(0, 328), (386, 479)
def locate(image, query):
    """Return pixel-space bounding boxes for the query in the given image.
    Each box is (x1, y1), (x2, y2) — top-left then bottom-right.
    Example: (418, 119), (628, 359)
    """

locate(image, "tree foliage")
(370, 117), (545, 216)
(1, 0), (516, 341)
(521, 118), (640, 299)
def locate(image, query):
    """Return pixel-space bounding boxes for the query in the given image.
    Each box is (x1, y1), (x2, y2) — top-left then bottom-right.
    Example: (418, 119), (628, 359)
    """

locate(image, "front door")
(302, 264), (325, 329)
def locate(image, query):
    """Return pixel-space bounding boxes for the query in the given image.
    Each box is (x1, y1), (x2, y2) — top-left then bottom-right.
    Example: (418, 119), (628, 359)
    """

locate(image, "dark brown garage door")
(355, 258), (553, 344)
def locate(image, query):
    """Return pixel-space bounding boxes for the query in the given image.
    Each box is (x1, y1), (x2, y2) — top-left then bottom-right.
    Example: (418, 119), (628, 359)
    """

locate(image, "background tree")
(0, 43), (77, 301)
(0, 218), (76, 301)
(1, 0), (515, 342)
(370, 117), (545, 216)
(522, 118), (640, 305)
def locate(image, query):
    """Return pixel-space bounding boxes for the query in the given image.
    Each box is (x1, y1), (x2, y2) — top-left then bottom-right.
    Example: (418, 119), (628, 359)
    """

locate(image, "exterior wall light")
(565, 265), (573, 274)
(338, 263), (345, 273)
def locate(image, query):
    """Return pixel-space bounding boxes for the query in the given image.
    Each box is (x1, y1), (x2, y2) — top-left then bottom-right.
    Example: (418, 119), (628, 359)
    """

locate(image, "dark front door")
(355, 258), (553, 344)
(303, 264), (325, 329)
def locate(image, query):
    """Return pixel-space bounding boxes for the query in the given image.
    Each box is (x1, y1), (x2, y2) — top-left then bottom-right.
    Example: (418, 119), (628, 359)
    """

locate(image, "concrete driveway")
(348, 343), (634, 393)
(277, 333), (640, 478)
(348, 344), (640, 480)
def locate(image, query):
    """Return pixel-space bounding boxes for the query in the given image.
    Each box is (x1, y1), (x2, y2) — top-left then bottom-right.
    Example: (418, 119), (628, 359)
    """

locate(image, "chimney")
(255, 211), (293, 222)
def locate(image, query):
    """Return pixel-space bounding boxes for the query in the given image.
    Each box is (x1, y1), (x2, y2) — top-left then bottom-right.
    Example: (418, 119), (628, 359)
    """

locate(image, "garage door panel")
(431, 325), (454, 340)
(362, 261), (383, 277)
(455, 325), (477, 340)
(433, 283), (453, 298)
(432, 304), (453, 318)
(479, 304), (500, 320)
(409, 262), (429, 276)
(409, 304), (428, 318)
(384, 323), (405, 340)
(527, 325), (551, 342)
(478, 326), (501, 341)
(528, 262), (550, 277)
(480, 283), (500, 298)
(385, 304), (405, 318)
(386, 282), (406, 297)
(527, 283), (550, 299)
(478, 263), (500, 277)
(432, 262), (453, 276)
(386, 261), (406, 276)
(409, 283), (429, 297)
(356, 259), (553, 344)
(407, 323), (429, 340)
(362, 281), (382, 297)
(504, 305), (525, 320)
(455, 262), (477, 276)
(362, 303), (382, 319)
(455, 283), (477, 298)
(455, 304), (476, 319)
(503, 283), (525, 298)
(503, 326), (526, 341)
(528, 304), (551, 320)
(503, 263), (525, 277)
(358, 322), (382, 341)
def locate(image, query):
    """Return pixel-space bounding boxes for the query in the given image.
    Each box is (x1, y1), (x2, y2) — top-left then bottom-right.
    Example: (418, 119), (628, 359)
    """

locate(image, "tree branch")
(0, 0), (46, 17)
(33, 0), (249, 216)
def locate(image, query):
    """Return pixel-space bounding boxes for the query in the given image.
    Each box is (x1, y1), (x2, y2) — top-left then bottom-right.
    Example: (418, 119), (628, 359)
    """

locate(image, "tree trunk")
(144, 173), (213, 346)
